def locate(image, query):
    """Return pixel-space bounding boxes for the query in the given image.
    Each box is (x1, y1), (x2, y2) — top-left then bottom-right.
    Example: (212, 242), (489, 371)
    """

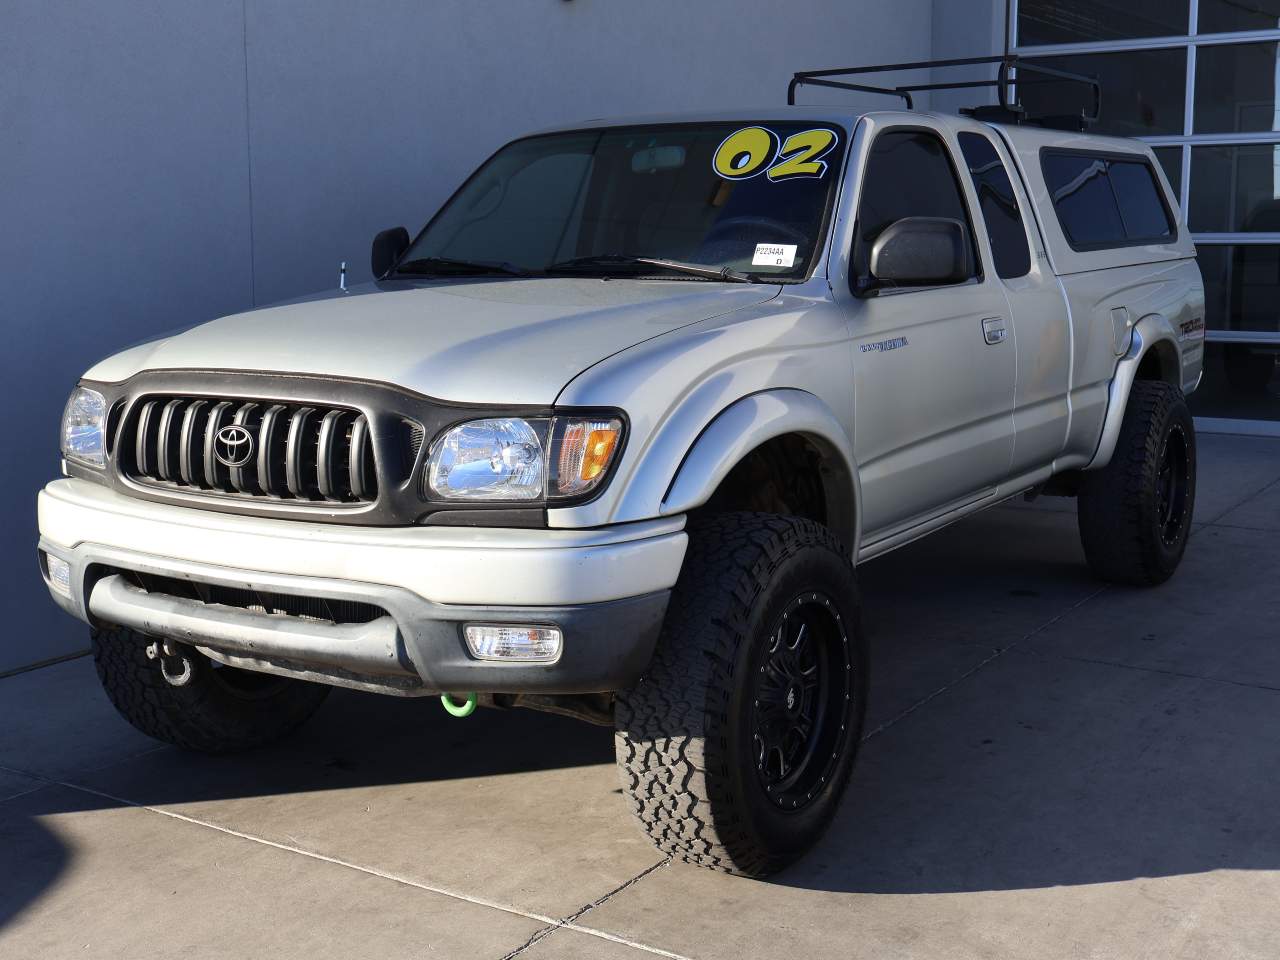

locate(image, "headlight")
(426, 414), (623, 502)
(428, 417), (547, 501)
(61, 387), (107, 467)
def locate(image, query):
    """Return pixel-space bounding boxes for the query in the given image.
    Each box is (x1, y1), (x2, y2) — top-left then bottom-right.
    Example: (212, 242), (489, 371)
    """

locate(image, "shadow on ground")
(0, 814), (69, 931)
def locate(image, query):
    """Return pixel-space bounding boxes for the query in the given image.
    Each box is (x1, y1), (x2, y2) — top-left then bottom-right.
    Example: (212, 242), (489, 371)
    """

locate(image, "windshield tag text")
(752, 244), (798, 267)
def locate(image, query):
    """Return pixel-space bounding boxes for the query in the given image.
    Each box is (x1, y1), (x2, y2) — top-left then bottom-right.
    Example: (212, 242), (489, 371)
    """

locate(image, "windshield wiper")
(546, 254), (758, 283)
(395, 256), (529, 278)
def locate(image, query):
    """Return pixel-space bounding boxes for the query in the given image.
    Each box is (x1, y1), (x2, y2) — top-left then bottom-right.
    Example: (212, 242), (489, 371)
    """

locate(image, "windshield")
(396, 121), (848, 282)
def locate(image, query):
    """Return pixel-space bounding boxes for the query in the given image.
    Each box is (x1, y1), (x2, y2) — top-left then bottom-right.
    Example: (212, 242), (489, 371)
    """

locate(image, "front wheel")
(92, 626), (331, 754)
(614, 513), (867, 877)
(1077, 380), (1197, 586)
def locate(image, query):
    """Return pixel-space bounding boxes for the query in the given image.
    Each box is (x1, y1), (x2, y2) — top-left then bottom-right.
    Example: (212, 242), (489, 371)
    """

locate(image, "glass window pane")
(1041, 153), (1127, 247)
(402, 122), (847, 281)
(852, 131), (978, 286)
(1189, 144), (1280, 231)
(1018, 0), (1188, 45)
(1194, 41), (1280, 134)
(1154, 147), (1183, 195)
(1198, 245), (1280, 332)
(1188, 343), (1280, 421)
(1198, 0), (1280, 34)
(1110, 160), (1176, 239)
(957, 133), (1032, 280)
(1020, 50), (1187, 137)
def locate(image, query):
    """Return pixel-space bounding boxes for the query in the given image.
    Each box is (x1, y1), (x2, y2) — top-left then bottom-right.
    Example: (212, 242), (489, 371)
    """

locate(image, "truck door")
(837, 126), (1017, 541)
(956, 129), (1072, 478)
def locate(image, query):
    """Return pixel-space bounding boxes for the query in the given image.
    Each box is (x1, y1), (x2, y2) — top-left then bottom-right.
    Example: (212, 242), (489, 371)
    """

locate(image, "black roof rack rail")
(787, 55), (1102, 131)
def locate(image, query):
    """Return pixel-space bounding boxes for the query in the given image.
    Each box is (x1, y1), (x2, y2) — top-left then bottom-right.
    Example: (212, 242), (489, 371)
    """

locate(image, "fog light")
(46, 555), (72, 599)
(463, 624), (562, 662)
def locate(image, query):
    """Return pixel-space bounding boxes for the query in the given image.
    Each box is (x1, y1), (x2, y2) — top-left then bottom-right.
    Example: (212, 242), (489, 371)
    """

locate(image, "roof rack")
(787, 55), (1102, 131)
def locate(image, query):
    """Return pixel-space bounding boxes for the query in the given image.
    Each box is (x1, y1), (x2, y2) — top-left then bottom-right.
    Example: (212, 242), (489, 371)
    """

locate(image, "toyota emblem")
(213, 425), (255, 468)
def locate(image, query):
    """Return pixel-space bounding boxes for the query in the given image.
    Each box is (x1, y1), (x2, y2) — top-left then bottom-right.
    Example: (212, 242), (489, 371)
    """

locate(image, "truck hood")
(87, 278), (779, 404)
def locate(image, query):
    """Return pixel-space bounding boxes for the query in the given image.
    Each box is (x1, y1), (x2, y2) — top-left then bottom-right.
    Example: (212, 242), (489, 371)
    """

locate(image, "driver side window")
(851, 130), (980, 291)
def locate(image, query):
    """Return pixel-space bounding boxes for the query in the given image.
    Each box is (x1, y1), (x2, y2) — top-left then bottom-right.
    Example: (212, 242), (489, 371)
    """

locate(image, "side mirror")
(869, 217), (972, 287)
(371, 226), (410, 279)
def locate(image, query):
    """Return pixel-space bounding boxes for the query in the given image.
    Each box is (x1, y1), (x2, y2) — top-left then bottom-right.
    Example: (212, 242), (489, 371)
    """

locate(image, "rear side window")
(852, 130), (979, 287)
(1041, 151), (1175, 250)
(958, 132), (1032, 279)
(1109, 161), (1176, 240)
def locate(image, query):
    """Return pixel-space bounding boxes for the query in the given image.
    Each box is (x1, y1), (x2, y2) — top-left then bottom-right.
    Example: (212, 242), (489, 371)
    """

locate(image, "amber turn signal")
(554, 418), (622, 497)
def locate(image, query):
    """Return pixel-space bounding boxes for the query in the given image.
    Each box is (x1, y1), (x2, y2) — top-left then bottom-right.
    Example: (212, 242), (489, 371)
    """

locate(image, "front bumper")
(38, 479), (687, 696)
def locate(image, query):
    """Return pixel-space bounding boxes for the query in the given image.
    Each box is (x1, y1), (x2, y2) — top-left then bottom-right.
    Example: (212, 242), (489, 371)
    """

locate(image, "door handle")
(982, 317), (1008, 345)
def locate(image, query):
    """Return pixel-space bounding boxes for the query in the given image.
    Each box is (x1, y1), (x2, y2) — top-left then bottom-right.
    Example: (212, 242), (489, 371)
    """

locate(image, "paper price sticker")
(752, 243), (798, 268)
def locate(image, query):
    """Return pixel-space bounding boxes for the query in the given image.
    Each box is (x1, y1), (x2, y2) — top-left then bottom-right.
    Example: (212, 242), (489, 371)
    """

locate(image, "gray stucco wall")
(2, 0), (997, 672)
(930, 0), (1011, 114)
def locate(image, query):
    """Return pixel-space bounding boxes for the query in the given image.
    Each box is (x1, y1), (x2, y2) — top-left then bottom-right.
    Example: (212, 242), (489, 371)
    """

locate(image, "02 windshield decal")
(712, 126), (840, 182)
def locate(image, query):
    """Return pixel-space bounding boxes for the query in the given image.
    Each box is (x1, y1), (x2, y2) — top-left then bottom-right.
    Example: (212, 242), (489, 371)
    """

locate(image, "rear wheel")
(614, 513), (867, 877)
(92, 626), (330, 754)
(1077, 380), (1197, 586)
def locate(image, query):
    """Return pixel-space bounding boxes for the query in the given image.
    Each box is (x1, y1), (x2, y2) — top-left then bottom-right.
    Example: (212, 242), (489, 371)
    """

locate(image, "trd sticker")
(712, 126), (839, 182)
(859, 336), (909, 353)
(1179, 317), (1205, 338)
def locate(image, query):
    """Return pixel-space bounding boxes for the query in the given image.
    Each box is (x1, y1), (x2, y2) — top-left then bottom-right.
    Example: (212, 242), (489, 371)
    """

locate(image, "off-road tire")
(1078, 380), (1197, 586)
(614, 513), (867, 877)
(91, 625), (330, 754)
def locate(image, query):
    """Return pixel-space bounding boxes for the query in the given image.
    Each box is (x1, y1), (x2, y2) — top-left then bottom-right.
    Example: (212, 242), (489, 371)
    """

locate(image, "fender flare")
(659, 389), (861, 553)
(1086, 313), (1182, 471)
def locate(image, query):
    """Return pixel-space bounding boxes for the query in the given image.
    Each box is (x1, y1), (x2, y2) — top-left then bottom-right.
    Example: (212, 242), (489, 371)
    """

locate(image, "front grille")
(123, 396), (377, 504)
(125, 570), (385, 625)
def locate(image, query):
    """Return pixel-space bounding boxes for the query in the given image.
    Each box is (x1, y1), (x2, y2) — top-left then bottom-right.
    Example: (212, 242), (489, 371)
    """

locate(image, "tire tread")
(1078, 380), (1196, 586)
(614, 512), (861, 876)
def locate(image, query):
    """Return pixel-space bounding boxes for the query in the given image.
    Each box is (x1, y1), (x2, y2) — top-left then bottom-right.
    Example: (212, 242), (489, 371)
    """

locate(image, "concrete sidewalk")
(3, 433), (1279, 959)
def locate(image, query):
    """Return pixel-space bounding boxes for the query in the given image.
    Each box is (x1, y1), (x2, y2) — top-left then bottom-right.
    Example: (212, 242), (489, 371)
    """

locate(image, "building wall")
(1, 0), (998, 672)
(930, 0), (1010, 114)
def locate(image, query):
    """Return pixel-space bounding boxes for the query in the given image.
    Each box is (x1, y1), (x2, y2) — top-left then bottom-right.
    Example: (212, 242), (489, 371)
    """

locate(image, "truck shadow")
(777, 502), (1280, 894)
(0, 693), (617, 935)
(0, 809), (68, 933)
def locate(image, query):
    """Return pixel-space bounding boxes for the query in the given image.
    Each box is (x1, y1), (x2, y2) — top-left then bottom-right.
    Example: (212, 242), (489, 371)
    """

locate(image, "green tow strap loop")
(440, 692), (478, 718)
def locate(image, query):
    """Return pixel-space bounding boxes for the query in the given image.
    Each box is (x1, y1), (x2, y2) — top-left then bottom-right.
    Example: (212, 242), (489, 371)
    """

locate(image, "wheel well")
(1136, 339), (1179, 385)
(698, 434), (853, 548)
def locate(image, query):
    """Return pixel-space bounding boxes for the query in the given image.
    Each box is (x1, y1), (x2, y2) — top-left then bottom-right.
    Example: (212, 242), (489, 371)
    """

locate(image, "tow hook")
(145, 638), (195, 687)
(440, 693), (478, 718)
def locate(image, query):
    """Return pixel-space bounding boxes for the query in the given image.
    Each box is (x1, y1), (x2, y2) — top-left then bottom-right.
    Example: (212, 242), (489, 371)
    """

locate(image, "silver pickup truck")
(39, 103), (1204, 877)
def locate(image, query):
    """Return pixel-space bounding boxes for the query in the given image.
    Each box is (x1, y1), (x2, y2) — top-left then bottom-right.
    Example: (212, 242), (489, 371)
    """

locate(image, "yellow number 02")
(767, 128), (839, 181)
(713, 126), (839, 182)
(712, 127), (780, 179)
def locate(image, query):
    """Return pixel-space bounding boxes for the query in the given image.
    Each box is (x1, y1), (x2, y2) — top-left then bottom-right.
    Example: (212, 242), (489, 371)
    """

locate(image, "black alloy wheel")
(751, 592), (853, 812)
(1155, 422), (1191, 548)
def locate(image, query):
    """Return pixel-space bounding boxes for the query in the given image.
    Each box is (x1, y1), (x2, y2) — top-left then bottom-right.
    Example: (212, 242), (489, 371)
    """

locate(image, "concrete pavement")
(2, 433), (1278, 959)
